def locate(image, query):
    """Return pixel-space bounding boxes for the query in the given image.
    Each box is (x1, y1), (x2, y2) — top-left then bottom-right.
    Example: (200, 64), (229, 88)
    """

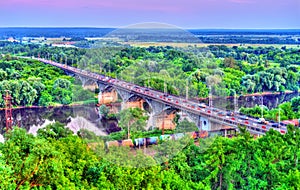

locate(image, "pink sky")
(0, 0), (299, 28)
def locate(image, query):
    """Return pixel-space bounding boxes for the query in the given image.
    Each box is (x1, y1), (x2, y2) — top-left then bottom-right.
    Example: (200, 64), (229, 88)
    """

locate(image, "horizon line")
(0, 26), (300, 30)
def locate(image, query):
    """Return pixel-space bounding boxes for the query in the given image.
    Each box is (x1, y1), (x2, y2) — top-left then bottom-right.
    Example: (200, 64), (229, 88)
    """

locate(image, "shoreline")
(230, 90), (298, 98)
(0, 91), (298, 110)
(194, 90), (298, 101)
(0, 102), (96, 111)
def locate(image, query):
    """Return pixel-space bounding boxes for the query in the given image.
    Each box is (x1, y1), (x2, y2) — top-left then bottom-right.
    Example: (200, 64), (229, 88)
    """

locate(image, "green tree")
(175, 118), (198, 133)
(37, 122), (73, 140)
(38, 91), (53, 106)
(99, 104), (110, 118)
(0, 151), (16, 189)
(0, 69), (8, 80)
(291, 97), (300, 112)
(117, 108), (148, 138)
(19, 80), (37, 106)
(51, 78), (73, 104)
(1, 128), (65, 189)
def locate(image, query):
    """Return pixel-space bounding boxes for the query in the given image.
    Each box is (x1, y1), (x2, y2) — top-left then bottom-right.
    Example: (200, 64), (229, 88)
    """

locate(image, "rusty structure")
(4, 90), (13, 131)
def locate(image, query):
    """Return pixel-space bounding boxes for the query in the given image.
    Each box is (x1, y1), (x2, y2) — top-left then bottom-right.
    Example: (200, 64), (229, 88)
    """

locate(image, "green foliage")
(240, 97), (300, 120)
(291, 96), (300, 112)
(0, 58), (78, 107)
(0, 122), (300, 189)
(117, 108), (149, 136)
(38, 91), (52, 106)
(37, 122), (73, 140)
(51, 78), (73, 105)
(72, 85), (95, 102)
(0, 151), (16, 189)
(98, 104), (110, 118)
(175, 118), (198, 133)
(3, 44), (300, 100)
(0, 68), (8, 80)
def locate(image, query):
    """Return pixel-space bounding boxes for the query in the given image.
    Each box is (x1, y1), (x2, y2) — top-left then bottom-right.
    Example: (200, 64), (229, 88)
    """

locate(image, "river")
(0, 92), (299, 137)
(0, 105), (107, 136)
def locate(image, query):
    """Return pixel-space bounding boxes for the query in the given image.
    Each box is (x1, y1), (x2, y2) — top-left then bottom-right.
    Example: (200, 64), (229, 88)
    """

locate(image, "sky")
(0, 0), (299, 29)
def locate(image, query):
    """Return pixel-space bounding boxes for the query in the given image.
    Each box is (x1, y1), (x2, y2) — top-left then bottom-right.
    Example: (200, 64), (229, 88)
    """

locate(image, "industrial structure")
(4, 90), (13, 131)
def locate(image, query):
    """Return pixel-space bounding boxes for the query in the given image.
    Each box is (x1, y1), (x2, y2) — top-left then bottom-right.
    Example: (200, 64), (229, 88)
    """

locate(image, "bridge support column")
(115, 88), (132, 110)
(146, 100), (166, 130)
(200, 116), (211, 131)
(184, 112), (211, 131)
(154, 111), (176, 130)
(123, 99), (145, 110)
(146, 99), (179, 130)
(98, 90), (118, 105)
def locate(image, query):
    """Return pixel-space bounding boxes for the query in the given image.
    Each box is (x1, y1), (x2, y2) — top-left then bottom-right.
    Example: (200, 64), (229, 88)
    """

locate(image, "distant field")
(123, 42), (300, 48)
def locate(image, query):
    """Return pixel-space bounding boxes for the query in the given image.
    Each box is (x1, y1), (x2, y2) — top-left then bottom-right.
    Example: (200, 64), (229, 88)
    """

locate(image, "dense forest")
(0, 43), (299, 101)
(0, 56), (94, 108)
(0, 123), (299, 189)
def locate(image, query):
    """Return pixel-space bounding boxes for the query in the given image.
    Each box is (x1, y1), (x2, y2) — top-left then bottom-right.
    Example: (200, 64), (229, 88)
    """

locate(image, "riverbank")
(238, 90), (298, 98)
(195, 90), (299, 101)
(0, 100), (97, 111)
(1, 90), (299, 111)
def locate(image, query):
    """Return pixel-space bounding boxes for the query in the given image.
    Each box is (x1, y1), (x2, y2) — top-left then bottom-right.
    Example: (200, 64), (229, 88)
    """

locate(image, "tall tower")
(4, 90), (13, 131)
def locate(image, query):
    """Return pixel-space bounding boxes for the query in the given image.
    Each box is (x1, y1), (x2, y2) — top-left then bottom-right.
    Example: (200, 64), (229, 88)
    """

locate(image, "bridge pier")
(200, 116), (210, 131)
(182, 111), (212, 131)
(98, 89), (118, 105)
(154, 111), (177, 130)
(145, 99), (179, 130)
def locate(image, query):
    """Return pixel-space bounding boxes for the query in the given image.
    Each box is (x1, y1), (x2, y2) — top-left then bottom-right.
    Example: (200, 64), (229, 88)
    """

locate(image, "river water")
(0, 105), (107, 136)
(0, 92), (299, 137)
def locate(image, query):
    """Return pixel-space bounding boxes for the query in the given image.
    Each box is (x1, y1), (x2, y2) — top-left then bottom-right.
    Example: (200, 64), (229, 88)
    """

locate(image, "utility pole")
(148, 75), (150, 88)
(186, 80), (189, 100)
(278, 108), (281, 128)
(164, 80), (167, 94)
(162, 110), (165, 135)
(233, 89), (237, 114)
(4, 90), (13, 131)
(127, 121), (130, 139)
(261, 95), (264, 118)
(209, 86), (212, 107)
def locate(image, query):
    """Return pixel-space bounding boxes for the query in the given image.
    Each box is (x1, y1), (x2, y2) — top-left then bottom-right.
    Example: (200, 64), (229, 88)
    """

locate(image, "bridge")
(22, 56), (287, 135)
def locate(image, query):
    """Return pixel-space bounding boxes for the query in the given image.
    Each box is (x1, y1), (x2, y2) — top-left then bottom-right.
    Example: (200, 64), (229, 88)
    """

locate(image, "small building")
(7, 37), (19, 43)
